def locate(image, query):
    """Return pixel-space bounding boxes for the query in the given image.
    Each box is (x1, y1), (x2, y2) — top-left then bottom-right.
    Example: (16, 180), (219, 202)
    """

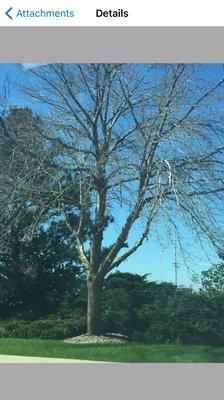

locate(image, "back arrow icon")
(5, 7), (13, 20)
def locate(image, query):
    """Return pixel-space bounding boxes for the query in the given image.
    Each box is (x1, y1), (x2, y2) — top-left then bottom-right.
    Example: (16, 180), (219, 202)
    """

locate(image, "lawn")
(0, 339), (224, 362)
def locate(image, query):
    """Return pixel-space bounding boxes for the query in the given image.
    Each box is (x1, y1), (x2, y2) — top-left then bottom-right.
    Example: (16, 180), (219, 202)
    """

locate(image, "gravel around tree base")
(64, 333), (128, 344)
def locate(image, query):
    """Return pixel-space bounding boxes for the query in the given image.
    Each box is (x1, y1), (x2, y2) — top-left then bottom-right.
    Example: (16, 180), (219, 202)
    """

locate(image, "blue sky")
(0, 63), (223, 288)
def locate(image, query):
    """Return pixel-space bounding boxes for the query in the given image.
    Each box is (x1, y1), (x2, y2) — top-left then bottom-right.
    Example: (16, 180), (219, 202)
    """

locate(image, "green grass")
(0, 338), (224, 362)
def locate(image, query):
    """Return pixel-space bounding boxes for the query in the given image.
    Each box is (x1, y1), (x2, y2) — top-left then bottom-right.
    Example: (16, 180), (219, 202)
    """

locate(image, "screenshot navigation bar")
(1, 0), (224, 26)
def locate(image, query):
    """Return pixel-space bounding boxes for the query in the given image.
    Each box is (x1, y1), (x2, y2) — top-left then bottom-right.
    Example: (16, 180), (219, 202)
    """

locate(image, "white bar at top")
(0, 0), (224, 27)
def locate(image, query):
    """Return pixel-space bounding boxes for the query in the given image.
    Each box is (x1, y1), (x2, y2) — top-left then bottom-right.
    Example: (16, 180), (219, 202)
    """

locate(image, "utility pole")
(174, 232), (179, 286)
(160, 250), (163, 283)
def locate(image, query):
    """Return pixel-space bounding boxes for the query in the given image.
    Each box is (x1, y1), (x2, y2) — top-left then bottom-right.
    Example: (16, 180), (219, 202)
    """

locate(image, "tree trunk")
(87, 273), (103, 335)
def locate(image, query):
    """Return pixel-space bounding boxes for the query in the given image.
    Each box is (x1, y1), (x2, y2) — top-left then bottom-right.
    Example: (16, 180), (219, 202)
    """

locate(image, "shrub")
(0, 314), (86, 339)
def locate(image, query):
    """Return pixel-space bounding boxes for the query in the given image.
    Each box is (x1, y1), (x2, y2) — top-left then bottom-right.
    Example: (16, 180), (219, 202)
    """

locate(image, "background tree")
(2, 63), (224, 335)
(0, 107), (47, 239)
(0, 107), (87, 319)
(0, 217), (86, 319)
(201, 254), (224, 297)
(102, 272), (151, 334)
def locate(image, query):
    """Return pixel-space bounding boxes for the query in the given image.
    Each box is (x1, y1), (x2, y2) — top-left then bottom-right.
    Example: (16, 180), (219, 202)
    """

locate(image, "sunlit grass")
(0, 339), (224, 362)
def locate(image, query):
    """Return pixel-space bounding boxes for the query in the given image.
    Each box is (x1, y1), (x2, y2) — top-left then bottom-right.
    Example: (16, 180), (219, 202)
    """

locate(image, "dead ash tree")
(3, 63), (224, 335)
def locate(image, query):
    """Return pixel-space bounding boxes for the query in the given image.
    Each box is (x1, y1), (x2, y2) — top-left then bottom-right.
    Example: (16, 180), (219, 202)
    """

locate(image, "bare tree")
(3, 63), (224, 335)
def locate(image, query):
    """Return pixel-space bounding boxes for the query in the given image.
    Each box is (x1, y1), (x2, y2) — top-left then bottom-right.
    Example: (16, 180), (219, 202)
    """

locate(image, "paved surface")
(0, 355), (105, 363)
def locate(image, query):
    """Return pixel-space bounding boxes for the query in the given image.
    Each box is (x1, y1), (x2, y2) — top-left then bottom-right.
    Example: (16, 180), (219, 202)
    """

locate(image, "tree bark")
(87, 273), (103, 335)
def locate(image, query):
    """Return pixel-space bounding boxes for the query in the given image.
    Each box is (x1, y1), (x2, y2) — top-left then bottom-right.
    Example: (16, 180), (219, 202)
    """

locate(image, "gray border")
(0, 27), (224, 62)
(0, 363), (223, 399)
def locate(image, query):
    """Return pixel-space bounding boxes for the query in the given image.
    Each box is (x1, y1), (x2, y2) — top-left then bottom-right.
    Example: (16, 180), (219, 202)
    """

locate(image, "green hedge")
(0, 315), (86, 339)
(1, 273), (224, 345)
